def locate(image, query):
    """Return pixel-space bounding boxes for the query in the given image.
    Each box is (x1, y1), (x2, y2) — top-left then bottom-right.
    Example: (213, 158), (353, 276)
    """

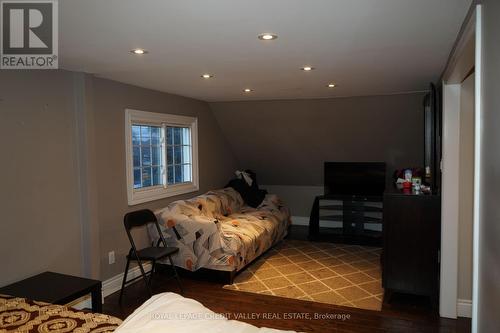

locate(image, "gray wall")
(0, 71), (83, 286)
(210, 93), (425, 186)
(0, 71), (238, 285)
(478, 0), (500, 331)
(263, 185), (323, 217)
(91, 77), (238, 279)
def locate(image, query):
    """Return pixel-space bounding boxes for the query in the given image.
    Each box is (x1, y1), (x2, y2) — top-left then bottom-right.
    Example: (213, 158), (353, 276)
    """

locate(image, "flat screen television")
(324, 162), (386, 196)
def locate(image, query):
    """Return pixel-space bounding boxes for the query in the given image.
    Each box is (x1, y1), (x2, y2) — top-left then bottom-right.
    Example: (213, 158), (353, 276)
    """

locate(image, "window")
(166, 127), (192, 185)
(125, 109), (198, 205)
(132, 125), (163, 189)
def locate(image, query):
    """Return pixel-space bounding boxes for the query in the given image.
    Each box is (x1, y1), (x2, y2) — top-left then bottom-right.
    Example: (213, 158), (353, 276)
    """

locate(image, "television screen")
(324, 162), (386, 196)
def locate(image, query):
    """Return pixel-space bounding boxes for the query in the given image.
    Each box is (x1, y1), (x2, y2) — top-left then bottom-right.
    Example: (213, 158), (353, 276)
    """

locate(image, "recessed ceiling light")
(301, 66), (314, 71)
(243, 88), (253, 93)
(201, 74), (213, 79)
(131, 48), (147, 55)
(258, 33), (278, 41)
(327, 83), (336, 88)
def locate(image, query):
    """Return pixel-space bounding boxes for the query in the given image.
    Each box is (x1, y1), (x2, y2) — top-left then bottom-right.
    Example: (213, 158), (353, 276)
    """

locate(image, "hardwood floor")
(103, 226), (471, 333)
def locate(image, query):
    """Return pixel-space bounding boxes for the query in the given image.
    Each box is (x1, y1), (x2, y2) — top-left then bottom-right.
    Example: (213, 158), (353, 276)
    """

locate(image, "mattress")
(114, 292), (296, 333)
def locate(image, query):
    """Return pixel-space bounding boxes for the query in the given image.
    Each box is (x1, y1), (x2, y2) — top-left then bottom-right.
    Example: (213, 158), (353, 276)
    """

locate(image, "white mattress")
(115, 292), (296, 333)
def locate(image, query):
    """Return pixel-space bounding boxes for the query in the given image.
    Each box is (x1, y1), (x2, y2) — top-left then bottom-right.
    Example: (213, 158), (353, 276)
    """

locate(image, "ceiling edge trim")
(208, 90), (430, 104)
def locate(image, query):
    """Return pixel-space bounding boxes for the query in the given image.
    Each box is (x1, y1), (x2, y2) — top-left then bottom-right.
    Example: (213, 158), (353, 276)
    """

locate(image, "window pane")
(151, 127), (160, 145)
(167, 165), (174, 185)
(182, 145), (191, 164)
(141, 146), (151, 166)
(182, 128), (191, 145)
(167, 127), (173, 145)
(174, 165), (182, 183)
(182, 164), (192, 182)
(173, 127), (182, 145)
(133, 146), (141, 167)
(174, 145), (182, 164)
(166, 146), (173, 165)
(127, 110), (197, 204)
(133, 168), (141, 188)
(132, 126), (141, 145)
(152, 146), (161, 166)
(141, 126), (151, 145)
(142, 167), (152, 187)
(132, 124), (191, 187)
(152, 166), (161, 186)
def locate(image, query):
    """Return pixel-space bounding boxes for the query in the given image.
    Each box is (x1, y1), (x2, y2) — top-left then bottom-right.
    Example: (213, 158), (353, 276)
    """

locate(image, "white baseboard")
(291, 216), (339, 226)
(102, 263), (153, 300)
(291, 216), (309, 226)
(457, 299), (472, 318)
(71, 263), (152, 310)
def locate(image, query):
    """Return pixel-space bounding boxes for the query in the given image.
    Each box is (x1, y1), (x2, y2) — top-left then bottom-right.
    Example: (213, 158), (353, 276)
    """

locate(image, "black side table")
(0, 271), (102, 312)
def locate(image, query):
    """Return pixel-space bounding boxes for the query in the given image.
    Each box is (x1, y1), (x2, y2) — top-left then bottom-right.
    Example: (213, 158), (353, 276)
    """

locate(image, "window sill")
(127, 182), (199, 206)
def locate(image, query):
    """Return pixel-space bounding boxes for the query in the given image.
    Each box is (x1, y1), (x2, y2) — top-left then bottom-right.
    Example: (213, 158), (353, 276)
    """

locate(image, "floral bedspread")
(153, 188), (291, 272)
(0, 294), (122, 333)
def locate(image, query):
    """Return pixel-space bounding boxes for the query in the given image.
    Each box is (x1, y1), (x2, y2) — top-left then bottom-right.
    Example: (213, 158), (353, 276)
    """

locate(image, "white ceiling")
(59, 0), (471, 102)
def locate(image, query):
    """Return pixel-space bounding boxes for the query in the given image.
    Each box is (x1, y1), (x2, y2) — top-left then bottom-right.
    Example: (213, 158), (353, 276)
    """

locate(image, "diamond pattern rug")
(223, 240), (383, 311)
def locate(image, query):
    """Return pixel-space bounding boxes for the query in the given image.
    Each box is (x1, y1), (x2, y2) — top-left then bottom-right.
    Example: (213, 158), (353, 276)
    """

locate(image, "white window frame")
(125, 108), (199, 205)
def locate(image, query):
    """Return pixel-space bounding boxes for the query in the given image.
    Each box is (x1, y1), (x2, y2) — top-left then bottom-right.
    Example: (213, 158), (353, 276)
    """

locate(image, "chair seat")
(128, 246), (179, 260)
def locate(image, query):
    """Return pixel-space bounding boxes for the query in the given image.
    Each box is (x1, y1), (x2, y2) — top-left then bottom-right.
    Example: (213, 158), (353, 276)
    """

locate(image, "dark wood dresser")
(382, 188), (441, 307)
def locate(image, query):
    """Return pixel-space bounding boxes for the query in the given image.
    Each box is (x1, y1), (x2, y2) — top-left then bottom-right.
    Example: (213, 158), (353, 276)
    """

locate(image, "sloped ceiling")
(210, 93), (426, 185)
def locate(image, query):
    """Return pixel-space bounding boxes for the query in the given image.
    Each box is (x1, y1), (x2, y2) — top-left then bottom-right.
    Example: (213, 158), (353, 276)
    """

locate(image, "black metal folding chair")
(119, 209), (183, 303)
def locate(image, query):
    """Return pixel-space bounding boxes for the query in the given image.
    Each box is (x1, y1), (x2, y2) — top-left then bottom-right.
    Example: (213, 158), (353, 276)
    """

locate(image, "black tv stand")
(308, 194), (383, 246)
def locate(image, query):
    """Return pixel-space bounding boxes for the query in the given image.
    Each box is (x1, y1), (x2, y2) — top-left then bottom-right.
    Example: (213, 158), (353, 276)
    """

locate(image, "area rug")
(223, 240), (383, 311)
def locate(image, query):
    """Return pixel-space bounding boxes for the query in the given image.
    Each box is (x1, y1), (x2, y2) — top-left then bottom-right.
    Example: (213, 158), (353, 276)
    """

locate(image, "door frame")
(440, 4), (482, 323)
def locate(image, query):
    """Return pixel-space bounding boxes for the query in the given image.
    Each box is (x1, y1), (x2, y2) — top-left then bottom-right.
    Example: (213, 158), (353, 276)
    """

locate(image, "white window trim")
(125, 108), (199, 206)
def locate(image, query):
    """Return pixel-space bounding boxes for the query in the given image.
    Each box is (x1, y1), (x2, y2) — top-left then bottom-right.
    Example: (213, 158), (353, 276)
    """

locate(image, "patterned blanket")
(0, 294), (122, 333)
(154, 188), (291, 272)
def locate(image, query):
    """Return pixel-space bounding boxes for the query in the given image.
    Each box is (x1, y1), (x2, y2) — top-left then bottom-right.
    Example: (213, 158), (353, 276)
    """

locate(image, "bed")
(0, 294), (122, 332)
(152, 188), (291, 281)
(0, 293), (295, 333)
(115, 292), (296, 333)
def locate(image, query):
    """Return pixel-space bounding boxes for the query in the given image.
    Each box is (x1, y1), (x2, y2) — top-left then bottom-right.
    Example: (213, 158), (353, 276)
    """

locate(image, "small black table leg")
(91, 283), (102, 313)
(308, 196), (320, 240)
